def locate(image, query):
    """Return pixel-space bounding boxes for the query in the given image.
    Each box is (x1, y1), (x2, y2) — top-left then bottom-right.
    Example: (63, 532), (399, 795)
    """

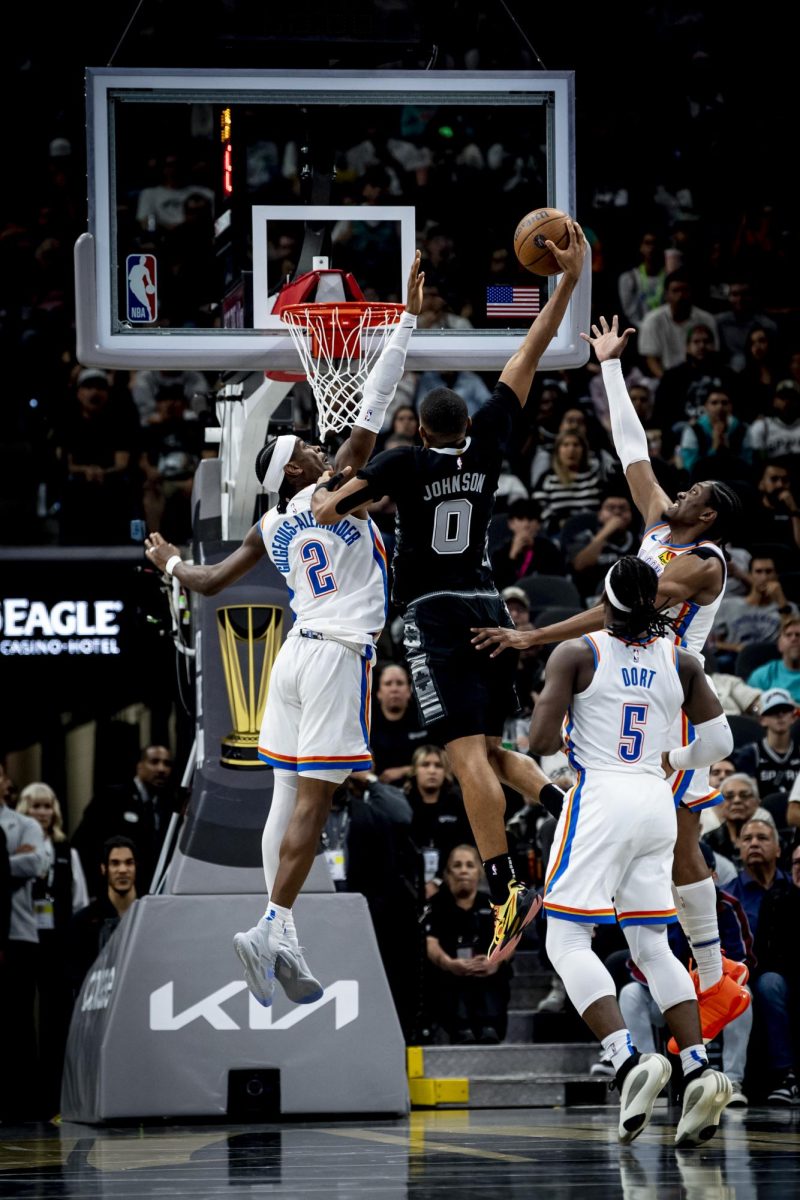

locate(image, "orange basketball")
(514, 207), (571, 276)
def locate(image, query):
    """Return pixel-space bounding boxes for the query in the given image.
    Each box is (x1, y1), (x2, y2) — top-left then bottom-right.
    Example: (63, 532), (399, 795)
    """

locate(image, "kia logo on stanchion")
(149, 980), (359, 1031)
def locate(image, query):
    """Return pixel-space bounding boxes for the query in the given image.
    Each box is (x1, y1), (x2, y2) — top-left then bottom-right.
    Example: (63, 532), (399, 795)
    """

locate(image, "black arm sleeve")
(470, 381), (523, 452)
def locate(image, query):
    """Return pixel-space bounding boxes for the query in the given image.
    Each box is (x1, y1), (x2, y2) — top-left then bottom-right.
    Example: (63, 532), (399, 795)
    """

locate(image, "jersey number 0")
(431, 498), (473, 555)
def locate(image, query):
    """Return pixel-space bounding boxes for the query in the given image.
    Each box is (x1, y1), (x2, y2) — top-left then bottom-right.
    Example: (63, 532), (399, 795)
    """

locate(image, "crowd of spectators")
(2, 7), (799, 1117)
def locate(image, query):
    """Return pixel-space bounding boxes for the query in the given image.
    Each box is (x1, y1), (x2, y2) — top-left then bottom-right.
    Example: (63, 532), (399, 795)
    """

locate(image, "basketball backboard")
(76, 69), (590, 372)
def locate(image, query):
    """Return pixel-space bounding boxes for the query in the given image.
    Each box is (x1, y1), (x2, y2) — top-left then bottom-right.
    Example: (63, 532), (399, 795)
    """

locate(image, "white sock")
(679, 1044), (709, 1077)
(264, 902), (292, 935)
(601, 1028), (636, 1073)
(674, 878), (722, 990)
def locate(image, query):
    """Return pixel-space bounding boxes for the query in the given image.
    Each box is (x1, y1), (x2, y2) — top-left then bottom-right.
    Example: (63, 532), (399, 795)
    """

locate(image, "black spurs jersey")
(358, 383), (521, 607)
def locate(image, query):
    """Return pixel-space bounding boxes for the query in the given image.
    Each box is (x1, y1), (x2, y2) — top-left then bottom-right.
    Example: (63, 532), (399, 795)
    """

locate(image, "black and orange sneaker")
(487, 883), (541, 963)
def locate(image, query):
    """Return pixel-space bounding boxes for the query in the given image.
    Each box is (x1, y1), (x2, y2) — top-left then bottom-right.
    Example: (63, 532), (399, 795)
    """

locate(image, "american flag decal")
(486, 285), (540, 317)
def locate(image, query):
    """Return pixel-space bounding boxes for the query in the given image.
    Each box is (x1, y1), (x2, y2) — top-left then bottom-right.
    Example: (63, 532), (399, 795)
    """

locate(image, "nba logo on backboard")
(126, 254), (158, 322)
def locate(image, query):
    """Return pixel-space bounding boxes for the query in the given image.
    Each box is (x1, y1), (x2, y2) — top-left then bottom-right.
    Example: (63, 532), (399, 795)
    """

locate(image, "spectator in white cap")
(733, 689), (800, 819)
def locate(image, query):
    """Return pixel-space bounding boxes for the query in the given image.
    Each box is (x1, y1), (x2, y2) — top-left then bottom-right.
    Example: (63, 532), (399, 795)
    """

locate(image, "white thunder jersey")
(260, 483), (388, 645)
(638, 523), (727, 661)
(563, 631), (684, 777)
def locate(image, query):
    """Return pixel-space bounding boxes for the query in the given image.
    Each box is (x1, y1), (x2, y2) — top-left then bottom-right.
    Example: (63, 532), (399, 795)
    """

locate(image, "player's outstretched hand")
(547, 218), (587, 281)
(580, 314), (635, 362)
(661, 751), (675, 780)
(405, 249), (425, 315)
(144, 531), (180, 573)
(471, 625), (539, 657)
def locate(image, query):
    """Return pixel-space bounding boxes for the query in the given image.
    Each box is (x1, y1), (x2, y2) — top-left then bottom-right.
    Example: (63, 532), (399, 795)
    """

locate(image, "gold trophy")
(216, 605), (283, 768)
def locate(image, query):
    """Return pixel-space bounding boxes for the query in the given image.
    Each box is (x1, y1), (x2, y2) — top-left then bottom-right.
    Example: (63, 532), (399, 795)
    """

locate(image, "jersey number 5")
(301, 540), (337, 596)
(618, 703), (648, 763)
(431, 498), (473, 555)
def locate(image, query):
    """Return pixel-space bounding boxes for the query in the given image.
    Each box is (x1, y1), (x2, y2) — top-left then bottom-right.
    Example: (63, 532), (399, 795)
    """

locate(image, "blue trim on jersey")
(673, 768), (695, 805)
(643, 522), (669, 537)
(582, 635), (599, 669)
(618, 913), (680, 927)
(367, 521), (389, 622)
(563, 710), (580, 771)
(358, 657), (370, 748)
(546, 769), (584, 892)
(298, 759), (373, 773)
(259, 754), (298, 771)
(673, 600), (700, 641)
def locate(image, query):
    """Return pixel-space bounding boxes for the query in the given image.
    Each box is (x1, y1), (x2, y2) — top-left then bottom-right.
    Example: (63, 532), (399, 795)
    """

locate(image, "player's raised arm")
(335, 251), (424, 474)
(145, 524), (265, 595)
(582, 314), (673, 528)
(528, 640), (589, 755)
(499, 219), (587, 405)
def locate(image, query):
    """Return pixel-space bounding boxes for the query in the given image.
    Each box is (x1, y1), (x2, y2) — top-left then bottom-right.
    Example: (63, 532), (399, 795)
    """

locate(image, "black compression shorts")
(402, 590), (520, 746)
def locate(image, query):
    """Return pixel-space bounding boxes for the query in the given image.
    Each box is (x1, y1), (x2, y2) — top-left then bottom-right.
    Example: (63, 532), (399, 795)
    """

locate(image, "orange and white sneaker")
(487, 883), (541, 963)
(721, 955), (749, 986)
(667, 973), (750, 1054)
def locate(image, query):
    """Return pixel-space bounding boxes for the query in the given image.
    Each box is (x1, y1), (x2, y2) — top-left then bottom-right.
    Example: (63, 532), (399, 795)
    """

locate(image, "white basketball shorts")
(543, 769), (679, 928)
(258, 634), (374, 782)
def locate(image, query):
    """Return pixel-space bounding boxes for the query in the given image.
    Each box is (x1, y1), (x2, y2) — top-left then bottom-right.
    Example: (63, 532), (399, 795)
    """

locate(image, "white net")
(281, 303), (403, 439)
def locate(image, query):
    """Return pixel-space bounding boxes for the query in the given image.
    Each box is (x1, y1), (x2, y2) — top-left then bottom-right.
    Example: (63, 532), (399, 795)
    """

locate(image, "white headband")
(604, 565), (632, 613)
(263, 434), (297, 493)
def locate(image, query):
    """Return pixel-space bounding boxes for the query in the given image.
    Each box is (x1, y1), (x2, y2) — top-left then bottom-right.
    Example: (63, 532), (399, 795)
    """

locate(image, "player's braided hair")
(705, 481), (742, 546)
(255, 437), (293, 513)
(605, 556), (669, 643)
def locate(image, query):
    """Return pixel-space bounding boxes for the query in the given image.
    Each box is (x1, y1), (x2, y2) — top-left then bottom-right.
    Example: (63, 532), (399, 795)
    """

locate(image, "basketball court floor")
(1, 1107), (799, 1197)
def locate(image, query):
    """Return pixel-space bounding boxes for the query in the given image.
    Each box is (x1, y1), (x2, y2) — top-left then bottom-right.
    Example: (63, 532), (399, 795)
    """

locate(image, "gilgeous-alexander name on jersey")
(260, 483), (388, 645)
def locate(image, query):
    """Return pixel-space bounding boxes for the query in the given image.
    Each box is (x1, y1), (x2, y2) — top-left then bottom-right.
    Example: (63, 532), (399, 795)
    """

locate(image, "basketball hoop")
(279, 301), (405, 439)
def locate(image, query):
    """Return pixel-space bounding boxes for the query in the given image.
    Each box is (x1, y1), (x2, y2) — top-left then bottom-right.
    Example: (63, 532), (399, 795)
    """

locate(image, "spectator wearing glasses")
(704, 774), (768, 869)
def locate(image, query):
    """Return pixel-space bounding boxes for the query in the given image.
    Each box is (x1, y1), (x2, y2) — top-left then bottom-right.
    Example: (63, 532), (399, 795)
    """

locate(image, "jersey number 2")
(431, 498), (473, 555)
(618, 703), (648, 763)
(301, 540), (337, 596)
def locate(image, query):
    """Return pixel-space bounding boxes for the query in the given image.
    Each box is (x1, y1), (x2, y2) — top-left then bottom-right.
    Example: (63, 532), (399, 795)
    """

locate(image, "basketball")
(514, 207), (571, 276)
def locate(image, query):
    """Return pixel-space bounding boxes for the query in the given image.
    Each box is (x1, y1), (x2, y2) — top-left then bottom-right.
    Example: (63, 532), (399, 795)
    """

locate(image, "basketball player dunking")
(473, 314), (750, 1041)
(145, 254), (424, 1007)
(530, 556), (734, 1147)
(312, 220), (586, 961)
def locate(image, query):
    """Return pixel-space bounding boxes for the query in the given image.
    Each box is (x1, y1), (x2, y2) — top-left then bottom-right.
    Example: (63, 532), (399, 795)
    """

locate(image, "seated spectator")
(72, 745), (175, 897)
(56, 368), (139, 545)
(406, 746), (472, 895)
(716, 279), (778, 373)
(756, 462), (800, 558)
(619, 844), (753, 1105)
(637, 269), (718, 378)
(565, 493), (636, 601)
(749, 380), (800, 462)
(131, 368), (211, 425)
(709, 759), (737, 792)
(740, 325), (784, 422)
(68, 836), (138, 993)
(748, 841), (799, 1105)
(678, 383), (753, 478)
(616, 229), (665, 330)
(714, 556), (796, 663)
(140, 382), (212, 544)
(383, 404), (419, 448)
(654, 322), (737, 428)
(704, 774), (764, 868)
(495, 460), (529, 510)
(733, 688), (800, 800)
(370, 664), (429, 785)
(530, 405), (615, 483)
(747, 617), (800, 703)
(532, 432), (605, 535)
(500, 587), (547, 706)
(490, 498), (563, 588)
(424, 844), (511, 1044)
(16, 782), (88, 1112)
(324, 772), (423, 1040)
(785, 771), (800, 830)
(726, 817), (789, 938)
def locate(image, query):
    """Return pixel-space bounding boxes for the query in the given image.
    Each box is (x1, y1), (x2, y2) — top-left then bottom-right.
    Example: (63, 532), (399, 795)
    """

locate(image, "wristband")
(165, 555), (182, 577)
